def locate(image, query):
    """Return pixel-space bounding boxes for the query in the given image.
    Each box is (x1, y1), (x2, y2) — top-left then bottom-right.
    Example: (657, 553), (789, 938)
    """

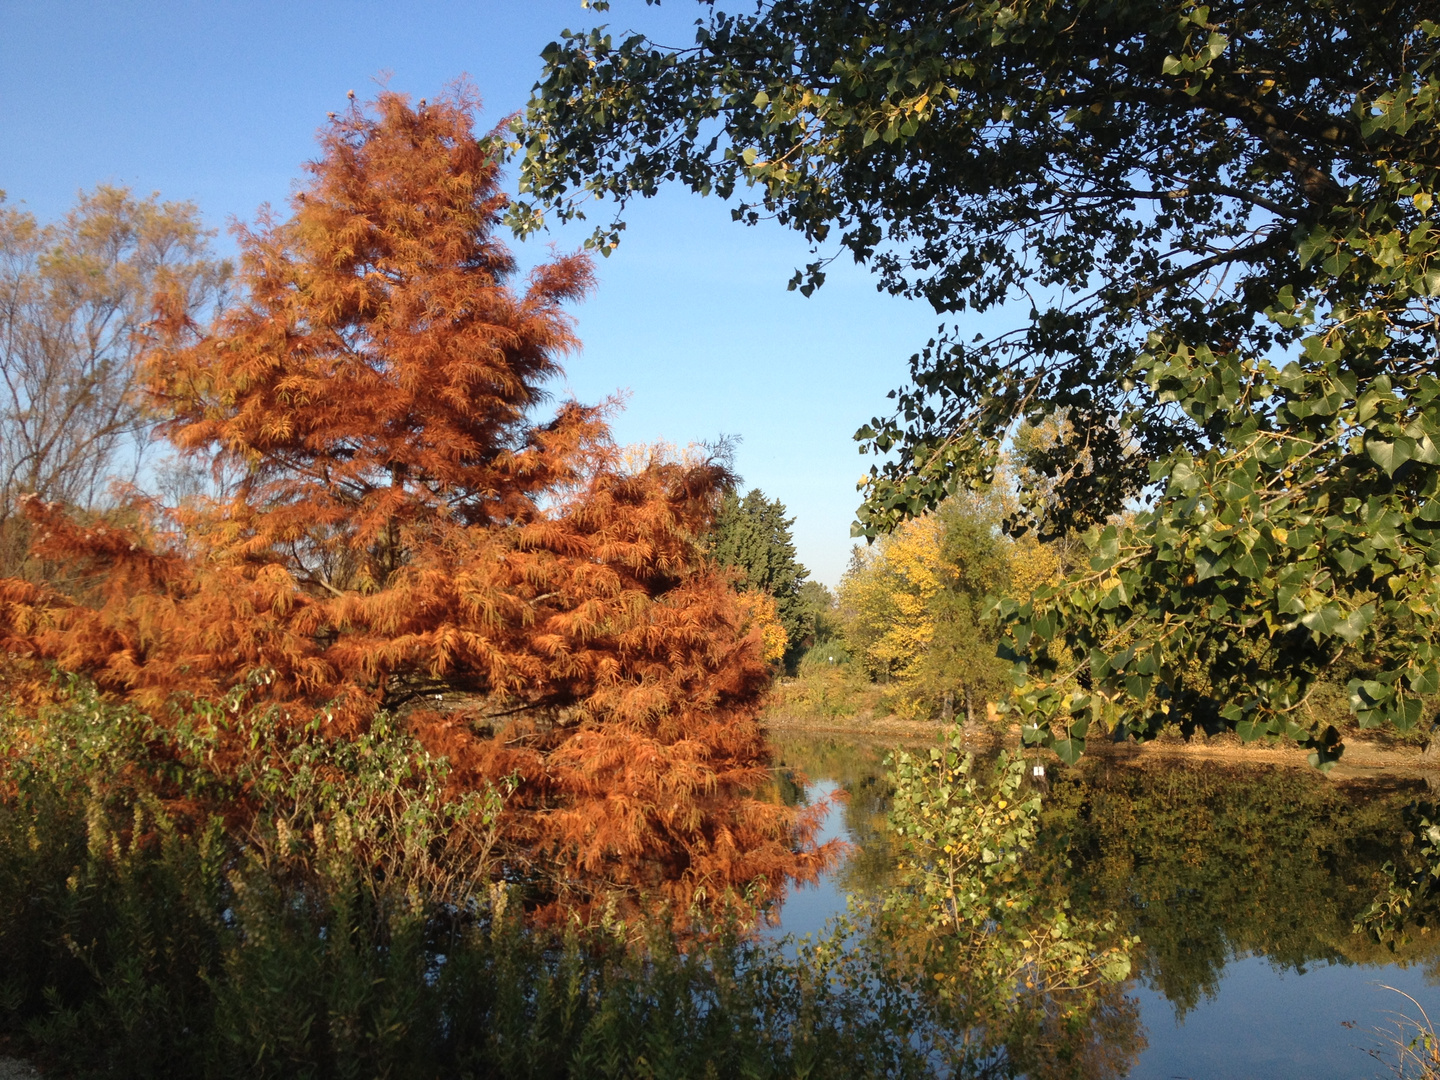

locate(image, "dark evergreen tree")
(709, 488), (813, 666)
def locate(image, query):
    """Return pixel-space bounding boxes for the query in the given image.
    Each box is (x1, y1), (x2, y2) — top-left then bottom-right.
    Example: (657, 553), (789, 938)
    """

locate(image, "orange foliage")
(0, 87), (831, 923)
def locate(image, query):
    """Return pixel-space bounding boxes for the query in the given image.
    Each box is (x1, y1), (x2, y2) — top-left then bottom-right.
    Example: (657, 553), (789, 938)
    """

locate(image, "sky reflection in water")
(1130, 954), (1435, 1079)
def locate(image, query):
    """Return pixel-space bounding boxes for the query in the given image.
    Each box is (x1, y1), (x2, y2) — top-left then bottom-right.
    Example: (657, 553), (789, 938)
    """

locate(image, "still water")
(767, 737), (1440, 1079)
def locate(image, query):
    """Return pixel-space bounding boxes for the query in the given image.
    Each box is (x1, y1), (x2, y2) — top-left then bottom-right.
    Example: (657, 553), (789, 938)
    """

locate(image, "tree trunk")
(383, 461), (405, 579)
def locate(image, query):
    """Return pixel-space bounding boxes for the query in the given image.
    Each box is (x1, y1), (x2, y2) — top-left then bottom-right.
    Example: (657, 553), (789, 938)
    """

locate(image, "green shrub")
(798, 640), (852, 670)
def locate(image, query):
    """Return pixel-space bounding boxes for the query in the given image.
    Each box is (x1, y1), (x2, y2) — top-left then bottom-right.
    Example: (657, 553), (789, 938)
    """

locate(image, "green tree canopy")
(797, 579), (843, 645)
(518, 2), (1440, 765)
(836, 493), (1017, 720)
(924, 497), (1016, 723)
(708, 487), (814, 662)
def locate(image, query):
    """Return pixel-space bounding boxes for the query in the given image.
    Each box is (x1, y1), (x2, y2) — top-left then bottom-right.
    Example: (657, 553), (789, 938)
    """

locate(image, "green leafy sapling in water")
(882, 734), (1135, 1008)
(886, 743), (1040, 937)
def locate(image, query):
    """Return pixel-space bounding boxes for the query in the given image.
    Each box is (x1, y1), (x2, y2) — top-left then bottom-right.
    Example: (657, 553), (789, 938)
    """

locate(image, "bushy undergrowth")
(770, 644), (884, 722)
(0, 681), (955, 1079)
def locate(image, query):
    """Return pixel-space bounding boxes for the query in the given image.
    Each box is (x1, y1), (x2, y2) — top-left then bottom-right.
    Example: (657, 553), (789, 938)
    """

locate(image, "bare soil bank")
(763, 710), (1440, 782)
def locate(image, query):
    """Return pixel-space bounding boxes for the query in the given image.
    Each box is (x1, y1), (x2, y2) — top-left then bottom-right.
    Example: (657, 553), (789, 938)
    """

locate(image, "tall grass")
(1372, 986), (1440, 1079)
(771, 644), (882, 721)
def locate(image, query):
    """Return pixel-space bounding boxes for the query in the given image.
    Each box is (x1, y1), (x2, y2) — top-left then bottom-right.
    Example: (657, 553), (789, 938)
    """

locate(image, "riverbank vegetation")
(0, 86), (1145, 1076)
(0, 687), (1144, 1077)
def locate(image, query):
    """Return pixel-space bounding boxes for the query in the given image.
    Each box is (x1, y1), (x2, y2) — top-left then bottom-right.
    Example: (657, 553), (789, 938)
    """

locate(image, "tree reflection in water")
(774, 736), (1143, 1079)
(773, 734), (1440, 1076)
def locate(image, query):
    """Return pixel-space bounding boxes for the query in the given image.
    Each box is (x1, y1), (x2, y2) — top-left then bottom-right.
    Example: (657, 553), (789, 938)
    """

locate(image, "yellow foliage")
(737, 588), (787, 665)
(1008, 534), (1063, 599)
(838, 516), (944, 681)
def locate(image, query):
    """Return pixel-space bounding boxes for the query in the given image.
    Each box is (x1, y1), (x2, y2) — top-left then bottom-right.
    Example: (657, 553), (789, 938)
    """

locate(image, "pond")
(767, 735), (1440, 1080)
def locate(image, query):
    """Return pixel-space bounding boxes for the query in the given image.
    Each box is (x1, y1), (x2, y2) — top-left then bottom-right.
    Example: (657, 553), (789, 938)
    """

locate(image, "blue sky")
(0, 0), (956, 585)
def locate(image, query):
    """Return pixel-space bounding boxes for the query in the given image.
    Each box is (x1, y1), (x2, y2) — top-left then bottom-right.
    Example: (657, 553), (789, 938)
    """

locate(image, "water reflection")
(771, 736), (1440, 1078)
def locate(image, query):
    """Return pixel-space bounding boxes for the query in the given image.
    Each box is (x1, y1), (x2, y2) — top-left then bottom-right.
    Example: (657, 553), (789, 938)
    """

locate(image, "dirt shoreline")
(763, 711), (1440, 782)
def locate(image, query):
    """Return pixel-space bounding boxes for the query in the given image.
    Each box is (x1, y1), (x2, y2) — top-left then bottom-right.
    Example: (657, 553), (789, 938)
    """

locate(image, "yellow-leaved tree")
(838, 516), (943, 685)
(837, 492), (1027, 723)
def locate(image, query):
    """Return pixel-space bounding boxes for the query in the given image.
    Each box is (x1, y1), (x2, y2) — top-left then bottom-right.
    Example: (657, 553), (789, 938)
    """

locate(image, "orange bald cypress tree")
(0, 88), (829, 921)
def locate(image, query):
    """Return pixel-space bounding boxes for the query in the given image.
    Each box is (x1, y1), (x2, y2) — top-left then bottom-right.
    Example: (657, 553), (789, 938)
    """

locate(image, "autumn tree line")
(772, 444), (1407, 744)
(714, 445), (1068, 729)
(704, 478), (1022, 728)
